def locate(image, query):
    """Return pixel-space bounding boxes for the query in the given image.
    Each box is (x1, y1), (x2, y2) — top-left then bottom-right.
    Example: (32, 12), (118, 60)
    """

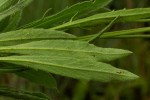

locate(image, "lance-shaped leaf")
(80, 27), (150, 40)
(21, 0), (111, 28)
(0, 40), (131, 62)
(0, 55), (138, 82)
(0, 0), (33, 22)
(51, 8), (150, 30)
(0, 29), (76, 46)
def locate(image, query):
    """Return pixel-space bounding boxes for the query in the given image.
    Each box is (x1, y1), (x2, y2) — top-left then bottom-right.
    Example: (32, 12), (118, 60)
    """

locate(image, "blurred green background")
(0, 0), (150, 100)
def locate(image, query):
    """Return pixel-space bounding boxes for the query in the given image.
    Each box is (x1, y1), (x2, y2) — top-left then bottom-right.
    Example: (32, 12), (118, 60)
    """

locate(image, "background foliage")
(0, 0), (150, 100)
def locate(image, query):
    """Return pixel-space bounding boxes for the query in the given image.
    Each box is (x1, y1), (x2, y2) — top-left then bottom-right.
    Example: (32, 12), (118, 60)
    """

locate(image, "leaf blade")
(0, 0), (33, 22)
(0, 40), (132, 61)
(0, 0), (14, 12)
(20, 0), (111, 28)
(0, 55), (139, 82)
(0, 29), (76, 46)
(51, 8), (150, 30)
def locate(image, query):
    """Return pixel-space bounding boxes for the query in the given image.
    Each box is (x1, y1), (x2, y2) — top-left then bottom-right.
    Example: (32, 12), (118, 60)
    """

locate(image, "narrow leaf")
(0, 0), (33, 22)
(114, 34), (150, 38)
(20, 0), (111, 28)
(80, 27), (150, 40)
(0, 40), (132, 62)
(0, 0), (14, 12)
(3, 11), (22, 32)
(51, 8), (150, 30)
(0, 55), (139, 82)
(0, 29), (76, 46)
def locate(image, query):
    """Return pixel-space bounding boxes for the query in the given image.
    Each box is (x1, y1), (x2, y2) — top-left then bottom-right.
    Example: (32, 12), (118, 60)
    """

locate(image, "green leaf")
(0, 0), (33, 22)
(16, 69), (57, 89)
(114, 34), (150, 38)
(0, 55), (139, 82)
(0, 0), (14, 12)
(20, 0), (112, 28)
(0, 40), (131, 62)
(80, 27), (150, 40)
(3, 11), (22, 32)
(51, 8), (150, 30)
(0, 62), (27, 73)
(0, 29), (76, 46)
(0, 16), (9, 32)
(0, 86), (51, 100)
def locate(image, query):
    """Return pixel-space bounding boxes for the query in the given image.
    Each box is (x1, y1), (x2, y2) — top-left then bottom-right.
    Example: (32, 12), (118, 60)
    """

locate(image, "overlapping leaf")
(0, 62), (26, 73)
(80, 27), (150, 40)
(0, 55), (138, 82)
(51, 8), (150, 30)
(0, 29), (76, 46)
(3, 11), (22, 32)
(0, 40), (132, 62)
(21, 0), (111, 28)
(0, 0), (14, 12)
(0, 0), (33, 22)
(0, 39), (138, 82)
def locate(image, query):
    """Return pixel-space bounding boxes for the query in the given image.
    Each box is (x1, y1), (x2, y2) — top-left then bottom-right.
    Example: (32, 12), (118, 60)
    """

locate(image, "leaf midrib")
(0, 47), (128, 55)
(0, 37), (75, 42)
(0, 58), (134, 78)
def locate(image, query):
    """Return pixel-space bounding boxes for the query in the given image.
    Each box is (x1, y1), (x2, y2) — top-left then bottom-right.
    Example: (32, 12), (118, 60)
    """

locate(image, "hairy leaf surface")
(0, 29), (76, 46)
(0, 40), (132, 62)
(0, 55), (138, 82)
